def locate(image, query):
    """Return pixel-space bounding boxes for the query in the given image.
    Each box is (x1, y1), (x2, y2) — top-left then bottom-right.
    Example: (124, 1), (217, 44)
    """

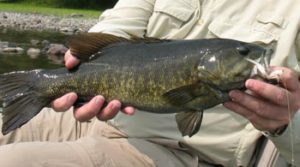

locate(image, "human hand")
(51, 50), (135, 121)
(224, 66), (300, 133)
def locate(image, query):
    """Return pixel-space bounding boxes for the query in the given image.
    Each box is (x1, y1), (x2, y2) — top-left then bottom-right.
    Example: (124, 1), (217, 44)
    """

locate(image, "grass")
(0, 2), (102, 18)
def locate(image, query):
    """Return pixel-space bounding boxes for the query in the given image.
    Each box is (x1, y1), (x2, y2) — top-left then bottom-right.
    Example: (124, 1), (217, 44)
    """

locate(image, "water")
(0, 27), (68, 108)
(0, 27), (67, 72)
(0, 53), (62, 73)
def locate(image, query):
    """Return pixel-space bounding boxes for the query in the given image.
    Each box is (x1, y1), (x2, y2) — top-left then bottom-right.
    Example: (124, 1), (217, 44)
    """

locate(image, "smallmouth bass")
(0, 33), (269, 136)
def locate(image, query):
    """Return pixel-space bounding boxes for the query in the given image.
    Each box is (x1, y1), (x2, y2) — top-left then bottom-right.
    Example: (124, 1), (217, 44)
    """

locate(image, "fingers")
(96, 100), (121, 121)
(52, 92), (78, 112)
(73, 98), (136, 122)
(226, 90), (289, 121)
(245, 79), (292, 107)
(224, 69), (300, 132)
(224, 101), (287, 131)
(246, 66), (300, 110)
(96, 101), (136, 121)
(52, 93), (135, 122)
(73, 96), (105, 122)
(270, 66), (299, 91)
(122, 106), (136, 115)
(52, 50), (80, 111)
(64, 50), (80, 69)
(246, 67), (299, 106)
(61, 50), (135, 122)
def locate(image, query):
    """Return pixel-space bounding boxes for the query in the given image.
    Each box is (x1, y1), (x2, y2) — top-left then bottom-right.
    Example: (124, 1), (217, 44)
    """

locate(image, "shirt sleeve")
(266, 29), (300, 165)
(267, 100), (300, 165)
(88, 0), (155, 38)
(296, 31), (300, 63)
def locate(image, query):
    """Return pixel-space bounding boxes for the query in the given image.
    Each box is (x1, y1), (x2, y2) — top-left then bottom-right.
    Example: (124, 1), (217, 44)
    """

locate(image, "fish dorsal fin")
(68, 33), (128, 61)
(68, 33), (171, 61)
(131, 36), (171, 43)
(163, 84), (198, 105)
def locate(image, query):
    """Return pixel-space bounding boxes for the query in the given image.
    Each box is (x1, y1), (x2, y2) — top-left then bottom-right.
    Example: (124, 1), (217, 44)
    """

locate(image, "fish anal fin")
(175, 111), (203, 137)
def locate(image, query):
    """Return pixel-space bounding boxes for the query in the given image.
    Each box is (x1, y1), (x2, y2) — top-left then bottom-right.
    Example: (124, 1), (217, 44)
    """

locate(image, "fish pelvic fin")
(0, 71), (50, 135)
(175, 111), (203, 137)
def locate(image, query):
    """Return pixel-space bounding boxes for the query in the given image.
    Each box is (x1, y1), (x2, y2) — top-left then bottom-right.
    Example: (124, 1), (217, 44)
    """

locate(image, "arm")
(224, 28), (300, 164)
(224, 68), (300, 165)
(89, 0), (155, 37)
(268, 31), (300, 165)
(268, 111), (300, 165)
(52, 0), (155, 121)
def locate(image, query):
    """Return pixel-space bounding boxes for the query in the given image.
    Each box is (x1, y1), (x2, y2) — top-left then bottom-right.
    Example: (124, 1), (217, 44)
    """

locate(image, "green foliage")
(2, 0), (118, 9)
(1, 0), (18, 2)
(0, 0), (18, 2)
(0, 2), (101, 18)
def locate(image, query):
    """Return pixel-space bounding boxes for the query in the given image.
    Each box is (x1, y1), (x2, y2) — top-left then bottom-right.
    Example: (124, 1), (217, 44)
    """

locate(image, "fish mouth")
(246, 48), (274, 79)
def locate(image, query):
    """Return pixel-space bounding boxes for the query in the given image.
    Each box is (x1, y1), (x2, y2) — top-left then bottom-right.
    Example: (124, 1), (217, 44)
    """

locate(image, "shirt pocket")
(147, 0), (197, 38)
(208, 12), (286, 45)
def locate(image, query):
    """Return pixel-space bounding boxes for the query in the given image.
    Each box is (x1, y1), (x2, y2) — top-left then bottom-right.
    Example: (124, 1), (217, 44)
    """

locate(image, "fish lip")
(247, 47), (273, 78)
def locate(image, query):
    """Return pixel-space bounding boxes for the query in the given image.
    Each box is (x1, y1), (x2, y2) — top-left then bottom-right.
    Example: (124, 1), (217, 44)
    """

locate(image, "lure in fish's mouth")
(246, 48), (283, 83)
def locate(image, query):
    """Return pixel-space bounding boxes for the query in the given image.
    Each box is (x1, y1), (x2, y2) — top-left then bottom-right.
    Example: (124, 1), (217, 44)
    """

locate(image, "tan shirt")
(89, 0), (300, 166)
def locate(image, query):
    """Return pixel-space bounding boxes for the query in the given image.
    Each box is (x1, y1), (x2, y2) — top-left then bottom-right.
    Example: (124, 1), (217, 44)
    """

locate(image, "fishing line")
(283, 81), (295, 166)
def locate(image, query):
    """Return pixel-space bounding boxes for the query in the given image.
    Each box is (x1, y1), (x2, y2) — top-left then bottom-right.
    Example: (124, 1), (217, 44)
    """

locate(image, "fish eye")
(236, 46), (250, 56)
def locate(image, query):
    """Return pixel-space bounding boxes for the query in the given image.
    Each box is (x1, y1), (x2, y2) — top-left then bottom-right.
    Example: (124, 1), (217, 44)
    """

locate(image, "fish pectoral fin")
(68, 33), (129, 61)
(163, 85), (198, 105)
(175, 111), (203, 137)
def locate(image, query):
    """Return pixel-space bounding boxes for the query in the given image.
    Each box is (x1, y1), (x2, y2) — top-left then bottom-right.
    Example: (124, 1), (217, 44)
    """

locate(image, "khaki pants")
(0, 108), (199, 167)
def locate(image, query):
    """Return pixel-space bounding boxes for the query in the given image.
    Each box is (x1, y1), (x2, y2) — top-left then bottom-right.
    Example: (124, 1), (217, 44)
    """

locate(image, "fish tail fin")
(175, 111), (203, 137)
(0, 71), (50, 135)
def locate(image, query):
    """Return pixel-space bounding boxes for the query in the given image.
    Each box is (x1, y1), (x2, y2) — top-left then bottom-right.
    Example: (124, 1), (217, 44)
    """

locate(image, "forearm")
(268, 110), (300, 165)
(89, 0), (155, 38)
(296, 31), (300, 65)
(271, 31), (300, 165)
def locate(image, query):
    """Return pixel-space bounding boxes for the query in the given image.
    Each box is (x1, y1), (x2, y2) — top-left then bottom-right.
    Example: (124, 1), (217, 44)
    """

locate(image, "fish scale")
(0, 33), (268, 136)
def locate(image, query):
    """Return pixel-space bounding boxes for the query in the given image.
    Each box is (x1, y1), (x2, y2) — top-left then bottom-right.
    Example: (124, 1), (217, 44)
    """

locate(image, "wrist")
(262, 124), (288, 137)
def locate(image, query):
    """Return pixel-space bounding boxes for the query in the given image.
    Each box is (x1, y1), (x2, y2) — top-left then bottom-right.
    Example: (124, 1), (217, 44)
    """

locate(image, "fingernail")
(110, 101), (121, 110)
(128, 108), (136, 115)
(229, 91), (239, 101)
(94, 96), (104, 105)
(67, 94), (75, 102)
(245, 79), (254, 89)
(223, 102), (232, 108)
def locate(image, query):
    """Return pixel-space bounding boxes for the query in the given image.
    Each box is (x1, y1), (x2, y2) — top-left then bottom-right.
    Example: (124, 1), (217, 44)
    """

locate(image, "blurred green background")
(0, 0), (118, 9)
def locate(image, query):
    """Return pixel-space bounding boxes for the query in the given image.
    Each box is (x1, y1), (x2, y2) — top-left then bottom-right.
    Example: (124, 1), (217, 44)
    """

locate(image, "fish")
(0, 33), (269, 136)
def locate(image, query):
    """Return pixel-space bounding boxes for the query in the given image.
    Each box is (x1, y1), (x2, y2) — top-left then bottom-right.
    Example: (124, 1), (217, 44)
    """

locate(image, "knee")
(0, 144), (33, 167)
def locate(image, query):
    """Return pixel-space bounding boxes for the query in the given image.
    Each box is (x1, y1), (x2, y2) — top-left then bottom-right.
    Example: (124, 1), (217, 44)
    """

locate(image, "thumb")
(64, 50), (80, 69)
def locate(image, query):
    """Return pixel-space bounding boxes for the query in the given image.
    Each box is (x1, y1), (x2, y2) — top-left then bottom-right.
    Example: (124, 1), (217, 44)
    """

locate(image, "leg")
(0, 136), (155, 167)
(0, 136), (199, 167)
(0, 107), (117, 144)
(0, 108), (199, 167)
